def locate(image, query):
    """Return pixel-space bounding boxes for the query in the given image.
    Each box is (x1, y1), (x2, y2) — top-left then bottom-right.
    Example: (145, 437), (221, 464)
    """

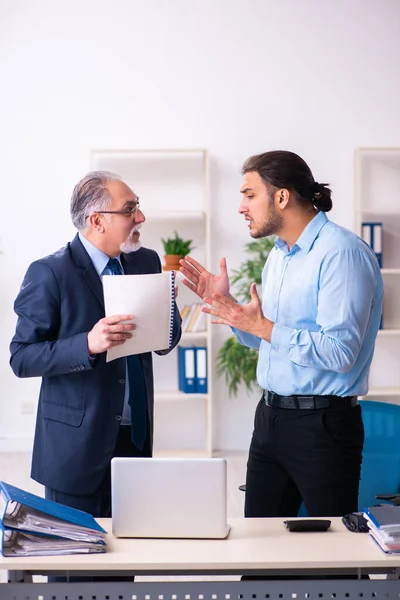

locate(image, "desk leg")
(386, 568), (400, 580)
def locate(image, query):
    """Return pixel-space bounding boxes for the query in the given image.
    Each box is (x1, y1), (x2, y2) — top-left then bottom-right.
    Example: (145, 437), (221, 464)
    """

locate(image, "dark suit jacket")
(10, 235), (181, 495)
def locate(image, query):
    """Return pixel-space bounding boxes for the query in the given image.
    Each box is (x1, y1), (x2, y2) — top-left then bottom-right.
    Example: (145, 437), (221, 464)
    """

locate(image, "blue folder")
(0, 481), (106, 543)
(364, 505), (400, 531)
(0, 521), (106, 556)
(178, 347), (196, 393)
(195, 347), (208, 394)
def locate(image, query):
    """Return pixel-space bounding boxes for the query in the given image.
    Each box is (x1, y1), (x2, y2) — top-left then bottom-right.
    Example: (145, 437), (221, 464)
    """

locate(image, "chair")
(239, 400), (400, 514)
(358, 400), (400, 510)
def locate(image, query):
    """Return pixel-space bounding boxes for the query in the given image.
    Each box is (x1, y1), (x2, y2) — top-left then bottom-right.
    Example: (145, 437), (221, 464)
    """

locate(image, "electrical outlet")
(21, 400), (35, 415)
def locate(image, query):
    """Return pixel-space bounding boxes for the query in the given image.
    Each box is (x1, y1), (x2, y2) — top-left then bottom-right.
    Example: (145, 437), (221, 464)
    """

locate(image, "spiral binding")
(169, 270), (175, 348)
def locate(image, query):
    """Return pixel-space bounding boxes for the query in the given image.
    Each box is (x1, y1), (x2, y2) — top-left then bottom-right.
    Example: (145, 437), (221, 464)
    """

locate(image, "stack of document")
(364, 505), (400, 553)
(0, 481), (107, 556)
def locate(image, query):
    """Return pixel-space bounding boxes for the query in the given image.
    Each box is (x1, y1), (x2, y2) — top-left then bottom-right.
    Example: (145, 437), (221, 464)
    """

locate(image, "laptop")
(111, 457), (230, 539)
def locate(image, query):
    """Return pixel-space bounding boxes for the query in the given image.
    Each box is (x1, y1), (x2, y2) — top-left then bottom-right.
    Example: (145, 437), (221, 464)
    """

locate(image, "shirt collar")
(275, 211), (328, 255)
(78, 233), (123, 276)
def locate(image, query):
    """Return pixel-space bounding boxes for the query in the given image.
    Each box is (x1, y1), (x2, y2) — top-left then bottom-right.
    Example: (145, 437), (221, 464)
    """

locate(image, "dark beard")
(250, 210), (283, 239)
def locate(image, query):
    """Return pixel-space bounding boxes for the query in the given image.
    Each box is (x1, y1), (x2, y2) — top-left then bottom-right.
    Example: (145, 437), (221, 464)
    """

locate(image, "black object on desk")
(342, 512), (369, 533)
(284, 519), (331, 532)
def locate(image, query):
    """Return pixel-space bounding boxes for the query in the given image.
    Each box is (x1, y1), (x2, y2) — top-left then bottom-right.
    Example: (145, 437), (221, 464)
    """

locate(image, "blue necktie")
(106, 258), (147, 450)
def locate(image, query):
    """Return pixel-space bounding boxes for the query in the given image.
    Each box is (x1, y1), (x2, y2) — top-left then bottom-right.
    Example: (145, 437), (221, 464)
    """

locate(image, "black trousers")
(45, 425), (151, 517)
(244, 397), (364, 518)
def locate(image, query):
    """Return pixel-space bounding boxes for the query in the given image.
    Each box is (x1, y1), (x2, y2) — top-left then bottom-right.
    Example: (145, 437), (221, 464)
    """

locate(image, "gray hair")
(70, 171), (122, 231)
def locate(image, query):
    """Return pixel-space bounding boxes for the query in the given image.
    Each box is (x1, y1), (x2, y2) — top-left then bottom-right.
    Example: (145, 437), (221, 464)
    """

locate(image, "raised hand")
(179, 256), (231, 300)
(203, 282), (273, 341)
(87, 314), (136, 355)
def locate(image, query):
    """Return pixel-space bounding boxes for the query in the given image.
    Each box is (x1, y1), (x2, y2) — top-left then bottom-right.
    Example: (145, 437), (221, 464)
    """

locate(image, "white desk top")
(1, 518), (399, 574)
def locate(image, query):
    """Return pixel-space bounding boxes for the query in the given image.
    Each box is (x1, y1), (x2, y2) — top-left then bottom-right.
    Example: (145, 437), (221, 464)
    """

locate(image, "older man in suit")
(10, 171), (182, 517)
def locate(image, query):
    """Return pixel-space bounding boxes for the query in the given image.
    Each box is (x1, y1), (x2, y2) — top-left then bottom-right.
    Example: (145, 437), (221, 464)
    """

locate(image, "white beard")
(120, 225), (142, 253)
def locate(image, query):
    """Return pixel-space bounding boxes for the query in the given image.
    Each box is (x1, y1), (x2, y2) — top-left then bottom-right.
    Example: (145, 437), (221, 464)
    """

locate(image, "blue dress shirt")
(234, 211), (384, 397)
(79, 234), (131, 424)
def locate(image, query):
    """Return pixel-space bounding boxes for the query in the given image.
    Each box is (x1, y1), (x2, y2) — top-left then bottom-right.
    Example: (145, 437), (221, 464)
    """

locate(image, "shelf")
(181, 331), (208, 341)
(92, 148), (212, 456)
(145, 210), (205, 221)
(155, 391), (209, 402)
(153, 448), (211, 458)
(357, 147), (400, 153)
(377, 329), (400, 335)
(361, 388), (400, 397)
(358, 209), (400, 215)
(381, 269), (400, 275)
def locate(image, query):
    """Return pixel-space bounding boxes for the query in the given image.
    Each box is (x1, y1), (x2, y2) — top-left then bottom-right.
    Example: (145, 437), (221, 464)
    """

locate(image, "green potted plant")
(161, 230), (194, 271)
(216, 237), (275, 396)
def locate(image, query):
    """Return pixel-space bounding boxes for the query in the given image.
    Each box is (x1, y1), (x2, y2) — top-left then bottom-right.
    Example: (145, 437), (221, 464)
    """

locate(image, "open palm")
(179, 256), (230, 300)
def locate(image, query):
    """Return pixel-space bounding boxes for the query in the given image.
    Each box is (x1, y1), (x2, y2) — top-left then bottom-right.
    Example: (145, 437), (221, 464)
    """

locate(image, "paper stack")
(363, 504), (400, 553)
(0, 481), (107, 556)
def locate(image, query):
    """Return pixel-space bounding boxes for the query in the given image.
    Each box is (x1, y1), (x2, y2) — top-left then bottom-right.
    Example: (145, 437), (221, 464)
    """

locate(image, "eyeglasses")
(96, 200), (141, 218)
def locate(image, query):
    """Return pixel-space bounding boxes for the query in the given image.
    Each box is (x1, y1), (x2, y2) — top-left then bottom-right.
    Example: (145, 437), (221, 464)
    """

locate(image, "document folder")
(178, 346), (196, 393)
(0, 522), (106, 556)
(103, 271), (176, 361)
(361, 222), (383, 267)
(0, 481), (106, 544)
(364, 505), (400, 532)
(195, 347), (208, 393)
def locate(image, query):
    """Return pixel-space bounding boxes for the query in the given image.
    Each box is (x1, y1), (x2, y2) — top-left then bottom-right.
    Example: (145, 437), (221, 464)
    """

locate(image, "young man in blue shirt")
(180, 150), (383, 517)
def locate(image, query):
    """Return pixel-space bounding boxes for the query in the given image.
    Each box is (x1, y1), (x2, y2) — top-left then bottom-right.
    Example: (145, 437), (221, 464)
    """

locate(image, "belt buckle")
(298, 395), (316, 410)
(265, 391), (276, 408)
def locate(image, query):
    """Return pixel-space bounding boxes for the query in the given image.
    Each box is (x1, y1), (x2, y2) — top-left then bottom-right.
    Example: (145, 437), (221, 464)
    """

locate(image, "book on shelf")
(180, 303), (207, 333)
(0, 481), (107, 556)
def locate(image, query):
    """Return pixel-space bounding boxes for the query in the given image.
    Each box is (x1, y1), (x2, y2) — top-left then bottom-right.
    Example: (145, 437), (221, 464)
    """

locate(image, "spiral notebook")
(103, 271), (175, 362)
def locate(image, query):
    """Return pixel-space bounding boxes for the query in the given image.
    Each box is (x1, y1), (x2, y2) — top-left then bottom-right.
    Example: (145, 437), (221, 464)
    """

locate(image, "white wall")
(1, 0), (400, 451)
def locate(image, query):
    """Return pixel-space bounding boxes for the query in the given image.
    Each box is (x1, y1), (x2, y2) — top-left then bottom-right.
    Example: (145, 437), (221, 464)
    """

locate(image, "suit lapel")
(70, 235), (105, 309)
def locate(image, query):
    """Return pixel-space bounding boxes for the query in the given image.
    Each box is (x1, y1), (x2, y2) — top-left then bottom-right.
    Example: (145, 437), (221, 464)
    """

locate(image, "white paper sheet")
(102, 272), (174, 362)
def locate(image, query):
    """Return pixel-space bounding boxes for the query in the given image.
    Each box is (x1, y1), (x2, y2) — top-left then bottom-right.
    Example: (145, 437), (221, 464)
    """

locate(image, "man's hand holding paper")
(102, 272), (176, 361)
(87, 314), (136, 354)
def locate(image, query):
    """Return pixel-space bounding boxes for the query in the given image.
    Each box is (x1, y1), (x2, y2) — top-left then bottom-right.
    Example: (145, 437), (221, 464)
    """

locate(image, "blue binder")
(195, 347), (208, 394)
(0, 521), (106, 556)
(0, 481), (106, 542)
(178, 347), (196, 393)
(364, 505), (400, 531)
(362, 222), (383, 267)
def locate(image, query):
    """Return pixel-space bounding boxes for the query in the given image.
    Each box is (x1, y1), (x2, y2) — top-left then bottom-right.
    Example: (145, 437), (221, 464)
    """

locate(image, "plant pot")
(163, 254), (183, 271)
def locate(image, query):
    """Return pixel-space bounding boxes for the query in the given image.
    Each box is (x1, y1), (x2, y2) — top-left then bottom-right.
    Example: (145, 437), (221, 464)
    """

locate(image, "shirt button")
(115, 415), (122, 421)
(119, 379), (125, 385)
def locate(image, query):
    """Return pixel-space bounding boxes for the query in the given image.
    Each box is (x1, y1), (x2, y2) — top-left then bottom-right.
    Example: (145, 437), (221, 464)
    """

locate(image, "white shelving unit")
(355, 147), (400, 404)
(91, 149), (212, 456)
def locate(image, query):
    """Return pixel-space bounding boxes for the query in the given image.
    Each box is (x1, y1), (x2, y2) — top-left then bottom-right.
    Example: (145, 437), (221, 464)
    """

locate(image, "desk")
(1, 518), (399, 599)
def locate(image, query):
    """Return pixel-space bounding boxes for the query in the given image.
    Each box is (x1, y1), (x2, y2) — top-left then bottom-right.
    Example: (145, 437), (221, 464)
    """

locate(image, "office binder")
(363, 504), (400, 532)
(0, 522), (106, 556)
(361, 222), (383, 267)
(195, 347), (208, 393)
(178, 346), (196, 393)
(0, 481), (106, 544)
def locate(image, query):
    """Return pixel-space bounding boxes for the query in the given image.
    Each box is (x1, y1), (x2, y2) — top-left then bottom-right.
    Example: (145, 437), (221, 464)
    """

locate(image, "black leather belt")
(263, 390), (358, 410)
